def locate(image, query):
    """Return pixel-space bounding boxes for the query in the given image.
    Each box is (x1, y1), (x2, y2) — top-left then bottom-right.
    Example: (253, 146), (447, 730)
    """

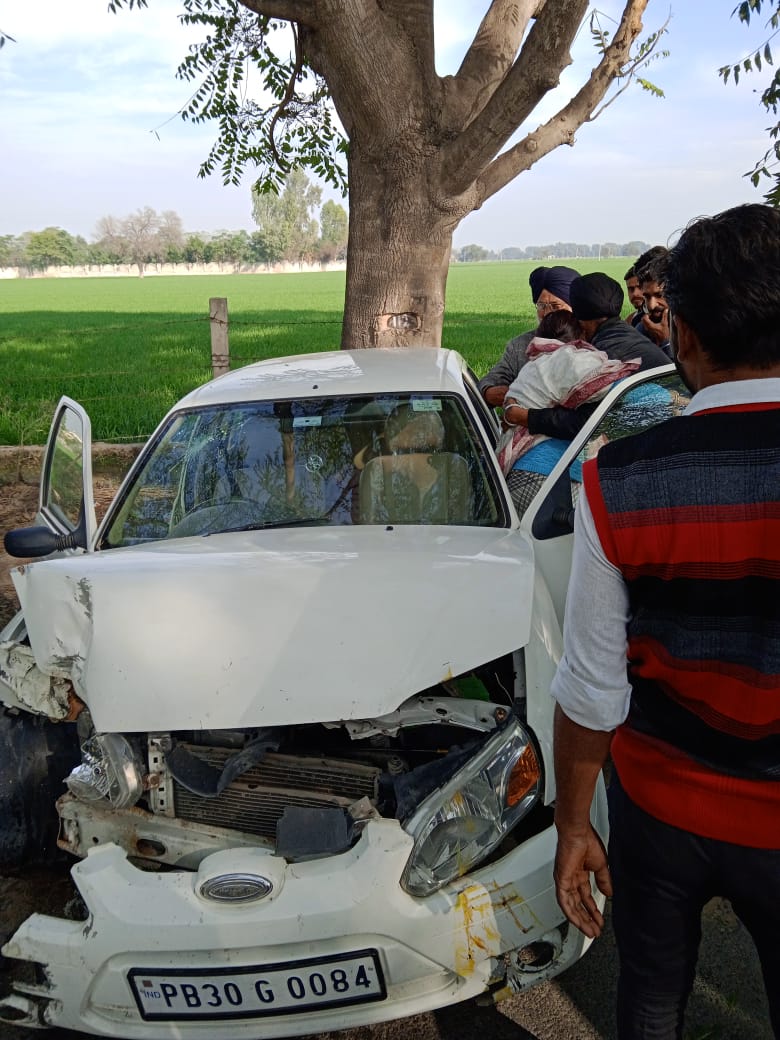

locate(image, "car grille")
(172, 744), (381, 839)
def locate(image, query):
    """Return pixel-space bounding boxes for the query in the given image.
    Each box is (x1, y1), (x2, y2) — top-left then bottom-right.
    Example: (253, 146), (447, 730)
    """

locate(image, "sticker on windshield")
(293, 416), (323, 428)
(411, 399), (442, 413)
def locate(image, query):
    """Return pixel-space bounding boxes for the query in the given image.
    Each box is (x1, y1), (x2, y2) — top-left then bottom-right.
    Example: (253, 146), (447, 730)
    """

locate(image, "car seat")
(358, 451), (473, 524)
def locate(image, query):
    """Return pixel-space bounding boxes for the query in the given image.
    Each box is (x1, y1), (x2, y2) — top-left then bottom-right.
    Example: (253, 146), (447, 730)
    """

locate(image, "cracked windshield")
(104, 394), (506, 546)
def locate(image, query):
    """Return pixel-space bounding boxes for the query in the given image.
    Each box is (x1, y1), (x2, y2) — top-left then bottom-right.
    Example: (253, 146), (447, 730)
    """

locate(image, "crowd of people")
(479, 254), (671, 517)
(479, 203), (779, 1040)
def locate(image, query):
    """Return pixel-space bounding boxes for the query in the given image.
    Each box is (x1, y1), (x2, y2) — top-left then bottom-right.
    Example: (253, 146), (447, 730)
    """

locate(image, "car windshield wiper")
(205, 516), (331, 536)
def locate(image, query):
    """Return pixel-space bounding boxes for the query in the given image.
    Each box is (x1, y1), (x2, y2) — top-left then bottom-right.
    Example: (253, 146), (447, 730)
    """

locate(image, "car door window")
(574, 375), (691, 475)
(531, 371), (691, 541)
(39, 395), (97, 549)
(46, 419), (84, 528)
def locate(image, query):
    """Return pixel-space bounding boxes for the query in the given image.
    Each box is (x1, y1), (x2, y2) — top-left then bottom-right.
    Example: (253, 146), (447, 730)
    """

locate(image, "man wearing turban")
(479, 265), (580, 408)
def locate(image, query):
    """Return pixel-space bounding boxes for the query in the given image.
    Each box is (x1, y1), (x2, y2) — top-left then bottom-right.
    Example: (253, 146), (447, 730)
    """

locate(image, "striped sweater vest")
(584, 402), (780, 848)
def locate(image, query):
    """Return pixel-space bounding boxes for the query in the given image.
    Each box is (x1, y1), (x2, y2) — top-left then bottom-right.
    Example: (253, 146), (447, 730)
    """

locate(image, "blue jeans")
(608, 773), (780, 1039)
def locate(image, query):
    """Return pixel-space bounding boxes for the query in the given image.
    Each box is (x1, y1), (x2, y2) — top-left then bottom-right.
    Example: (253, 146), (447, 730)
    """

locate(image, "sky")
(0, 0), (775, 251)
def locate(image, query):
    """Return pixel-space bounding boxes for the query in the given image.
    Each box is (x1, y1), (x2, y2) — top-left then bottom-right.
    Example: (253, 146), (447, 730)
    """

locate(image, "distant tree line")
(1, 164), (647, 276)
(1, 171), (349, 276)
(455, 240), (651, 262)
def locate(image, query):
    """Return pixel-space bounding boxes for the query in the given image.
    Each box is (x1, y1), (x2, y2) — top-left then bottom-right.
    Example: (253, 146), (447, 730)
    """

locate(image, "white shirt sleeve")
(550, 483), (633, 731)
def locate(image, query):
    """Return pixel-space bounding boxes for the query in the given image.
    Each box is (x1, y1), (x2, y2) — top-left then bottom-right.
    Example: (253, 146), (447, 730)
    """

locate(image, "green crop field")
(0, 258), (633, 445)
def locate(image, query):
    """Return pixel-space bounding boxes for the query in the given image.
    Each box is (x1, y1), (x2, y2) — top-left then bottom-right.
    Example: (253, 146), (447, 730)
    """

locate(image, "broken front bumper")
(0, 809), (604, 1037)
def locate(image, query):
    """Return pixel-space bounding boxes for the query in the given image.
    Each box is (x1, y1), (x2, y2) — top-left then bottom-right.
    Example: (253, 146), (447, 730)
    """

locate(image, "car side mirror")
(4, 525), (86, 559)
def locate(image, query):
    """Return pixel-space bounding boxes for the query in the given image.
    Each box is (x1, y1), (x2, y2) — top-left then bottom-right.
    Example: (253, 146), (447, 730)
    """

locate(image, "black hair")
(635, 245), (669, 287)
(624, 265), (636, 281)
(537, 310), (581, 342)
(664, 204), (780, 370)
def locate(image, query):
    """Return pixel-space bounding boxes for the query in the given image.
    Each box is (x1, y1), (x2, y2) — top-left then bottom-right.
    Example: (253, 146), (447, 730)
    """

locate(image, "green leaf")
(637, 77), (665, 98)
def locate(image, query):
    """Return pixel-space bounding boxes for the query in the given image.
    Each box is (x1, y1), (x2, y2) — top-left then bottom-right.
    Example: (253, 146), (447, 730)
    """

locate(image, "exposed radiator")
(172, 744), (381, 839)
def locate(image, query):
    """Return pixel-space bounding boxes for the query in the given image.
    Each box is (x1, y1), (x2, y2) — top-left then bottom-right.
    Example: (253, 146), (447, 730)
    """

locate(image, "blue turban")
(528, 266), (549, 303)
(540, 266), (580, 305)
(532, 266), (582, 303)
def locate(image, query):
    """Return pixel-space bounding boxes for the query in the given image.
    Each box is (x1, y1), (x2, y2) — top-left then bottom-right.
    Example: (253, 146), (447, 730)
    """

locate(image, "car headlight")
(401, 717), (541, 897)
(66, 733), (144, 810)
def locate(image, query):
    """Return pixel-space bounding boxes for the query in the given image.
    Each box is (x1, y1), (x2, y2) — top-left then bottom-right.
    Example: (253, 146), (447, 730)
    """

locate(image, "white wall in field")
(0, 261), (347, 280)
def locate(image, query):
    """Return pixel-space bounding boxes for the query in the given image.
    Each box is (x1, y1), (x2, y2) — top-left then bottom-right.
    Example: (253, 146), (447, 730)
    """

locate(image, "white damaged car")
(0, 348), (686, 1036)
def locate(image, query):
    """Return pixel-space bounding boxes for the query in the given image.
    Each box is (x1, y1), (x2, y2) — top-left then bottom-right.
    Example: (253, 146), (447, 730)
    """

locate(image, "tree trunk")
(340, 143), (457, 349)
(240, 0), (652, 348)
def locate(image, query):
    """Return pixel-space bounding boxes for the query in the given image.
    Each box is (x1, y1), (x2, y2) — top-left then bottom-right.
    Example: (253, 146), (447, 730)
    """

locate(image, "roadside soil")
(0, 479), (38, 630)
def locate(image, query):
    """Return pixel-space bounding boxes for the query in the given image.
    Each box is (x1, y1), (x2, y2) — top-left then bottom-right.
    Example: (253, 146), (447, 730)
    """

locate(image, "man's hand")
(552, 706), (614, 937)
(483, 385), (508, 407)
(503, 402), (529, 428)
(553, 824), (612, 938)
(641, 309), (670, 347)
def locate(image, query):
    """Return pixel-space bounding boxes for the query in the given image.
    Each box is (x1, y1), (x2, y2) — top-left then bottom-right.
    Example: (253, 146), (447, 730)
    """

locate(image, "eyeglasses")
(536, 301), (566, 314)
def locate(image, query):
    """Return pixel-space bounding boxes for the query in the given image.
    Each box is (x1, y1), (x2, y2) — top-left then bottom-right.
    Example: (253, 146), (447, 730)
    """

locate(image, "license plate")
(129, 949), (386, 1021)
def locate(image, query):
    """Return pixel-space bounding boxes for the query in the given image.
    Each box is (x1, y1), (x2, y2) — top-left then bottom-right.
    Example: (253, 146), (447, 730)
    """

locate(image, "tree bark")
(340, 143), (462, 348)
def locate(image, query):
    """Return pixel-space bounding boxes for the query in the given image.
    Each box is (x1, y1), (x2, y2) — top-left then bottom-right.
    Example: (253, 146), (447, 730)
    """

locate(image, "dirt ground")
(0, 481), (37, 629)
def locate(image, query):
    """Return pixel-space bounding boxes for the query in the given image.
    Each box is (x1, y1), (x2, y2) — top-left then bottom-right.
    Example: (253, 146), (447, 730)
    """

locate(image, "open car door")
(4, 397), (96, 559)
(518, 365), (690, 757)
(523, 364), (690, 627)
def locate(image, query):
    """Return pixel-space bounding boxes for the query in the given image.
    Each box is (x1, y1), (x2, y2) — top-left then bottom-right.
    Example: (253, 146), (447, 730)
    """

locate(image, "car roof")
(174, 348), (470, 409)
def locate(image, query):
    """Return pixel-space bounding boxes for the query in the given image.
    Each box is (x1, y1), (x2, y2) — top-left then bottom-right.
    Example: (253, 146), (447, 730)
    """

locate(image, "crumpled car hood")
(12, 526), (534, 732)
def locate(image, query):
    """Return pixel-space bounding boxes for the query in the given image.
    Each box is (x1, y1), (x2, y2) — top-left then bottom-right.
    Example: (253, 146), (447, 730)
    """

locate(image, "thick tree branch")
(439, 0), (589, 192)
(376, 0), (436, 76)
(475, 0), (649, 204)
(442, 0), (539, 131)
(293, 2), (432, 148)
(239, 0), (320, 27)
